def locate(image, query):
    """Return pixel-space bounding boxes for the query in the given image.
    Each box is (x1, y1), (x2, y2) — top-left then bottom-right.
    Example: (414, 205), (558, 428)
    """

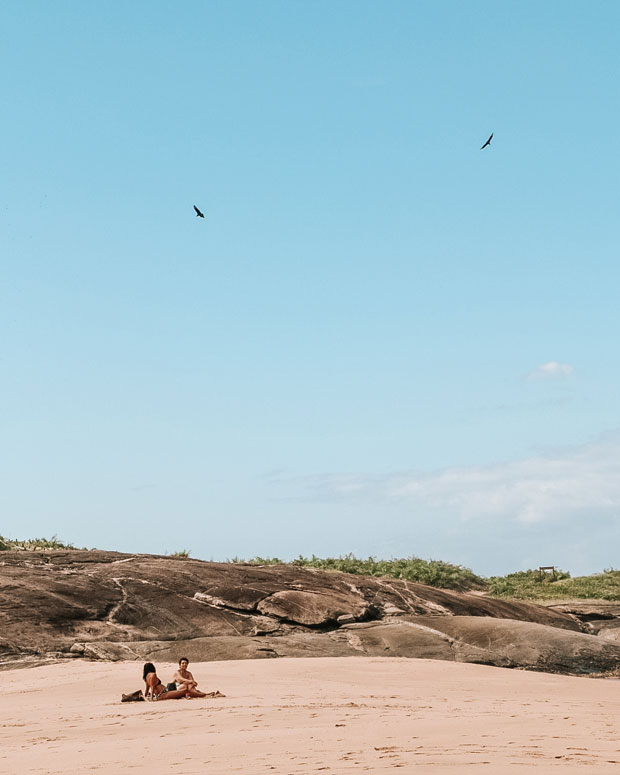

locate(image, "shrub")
(228, 553), (485, 591)
(0, 534), (76, 551)
(486, 568), (620, 601)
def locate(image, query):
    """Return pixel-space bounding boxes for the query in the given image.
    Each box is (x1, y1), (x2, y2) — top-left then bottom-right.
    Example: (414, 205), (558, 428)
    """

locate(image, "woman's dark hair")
(143, 662), (156, 681)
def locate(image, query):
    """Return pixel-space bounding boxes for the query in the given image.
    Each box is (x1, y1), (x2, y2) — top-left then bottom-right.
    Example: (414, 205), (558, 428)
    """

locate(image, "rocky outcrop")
(2, 550), (619, 675)
(547, 601), (620, 642)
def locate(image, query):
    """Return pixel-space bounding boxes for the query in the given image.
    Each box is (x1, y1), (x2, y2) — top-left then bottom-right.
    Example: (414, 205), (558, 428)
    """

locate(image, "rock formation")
(2, 550), (620, 674)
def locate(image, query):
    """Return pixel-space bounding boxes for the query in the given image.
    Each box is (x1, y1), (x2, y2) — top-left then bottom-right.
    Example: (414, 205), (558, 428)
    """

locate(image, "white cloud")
(272, 433), (620, 574)
(387, 440), (620, 525)
(278, 433), (620, 525)
(527, 361), (575, 381)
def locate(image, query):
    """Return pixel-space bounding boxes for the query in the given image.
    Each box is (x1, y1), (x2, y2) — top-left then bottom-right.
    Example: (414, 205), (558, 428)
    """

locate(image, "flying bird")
(480, 132), (493, 150)
(193, 205), (205, 218)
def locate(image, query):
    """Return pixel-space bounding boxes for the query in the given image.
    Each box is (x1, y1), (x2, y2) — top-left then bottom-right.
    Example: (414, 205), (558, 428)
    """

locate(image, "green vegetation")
(3, 537), (619, 601)
(0, 534), (76, 551)
(228, 554), (486, 591)
(230, 555), (620, 600)
(486, 568), (620, 601)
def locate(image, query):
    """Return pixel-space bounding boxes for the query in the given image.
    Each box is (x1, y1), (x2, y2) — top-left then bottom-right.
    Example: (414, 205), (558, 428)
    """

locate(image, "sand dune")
(2, 657), (620, 773)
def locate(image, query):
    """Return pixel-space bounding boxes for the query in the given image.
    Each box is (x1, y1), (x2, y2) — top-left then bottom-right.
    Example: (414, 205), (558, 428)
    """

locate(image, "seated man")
(172, 657), (206, 697)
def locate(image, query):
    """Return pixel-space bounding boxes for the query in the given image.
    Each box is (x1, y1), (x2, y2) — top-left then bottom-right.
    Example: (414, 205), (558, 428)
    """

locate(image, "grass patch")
(229, 555), (620, 600)
(486, 568), (620, 601)
(228, 554), (485, 591)
(0, 534), (77, 551)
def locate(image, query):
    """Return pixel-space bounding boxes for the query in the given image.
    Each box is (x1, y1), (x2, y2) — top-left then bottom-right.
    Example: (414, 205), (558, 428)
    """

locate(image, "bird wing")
(480, 132), (493, 149)
(193, 205), (200, 215)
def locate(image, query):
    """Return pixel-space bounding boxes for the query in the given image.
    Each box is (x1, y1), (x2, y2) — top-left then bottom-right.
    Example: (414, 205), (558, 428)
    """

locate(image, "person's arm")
(175, 670), (197, 689)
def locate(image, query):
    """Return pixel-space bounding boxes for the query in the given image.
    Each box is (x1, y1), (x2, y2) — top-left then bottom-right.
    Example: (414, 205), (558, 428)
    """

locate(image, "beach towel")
(121, 689), (145, 702)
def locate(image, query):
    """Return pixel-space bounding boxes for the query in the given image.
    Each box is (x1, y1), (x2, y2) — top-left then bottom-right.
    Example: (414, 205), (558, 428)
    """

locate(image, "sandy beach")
(1, 657), (619, 774)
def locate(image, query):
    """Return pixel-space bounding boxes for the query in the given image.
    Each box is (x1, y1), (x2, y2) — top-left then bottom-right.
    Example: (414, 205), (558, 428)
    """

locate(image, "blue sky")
(2, 1), (619, 574)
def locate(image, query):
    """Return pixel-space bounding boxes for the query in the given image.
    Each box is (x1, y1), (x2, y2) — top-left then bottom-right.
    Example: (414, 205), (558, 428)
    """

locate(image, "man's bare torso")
(173, 668), (197, 689)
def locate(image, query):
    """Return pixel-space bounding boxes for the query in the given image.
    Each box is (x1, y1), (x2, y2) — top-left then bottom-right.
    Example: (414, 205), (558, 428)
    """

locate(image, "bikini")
(146, 675), (166, 699)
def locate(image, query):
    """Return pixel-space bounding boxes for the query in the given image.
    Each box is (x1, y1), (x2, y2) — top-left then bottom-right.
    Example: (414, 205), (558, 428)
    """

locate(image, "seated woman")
(142, 663), (204, 701)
